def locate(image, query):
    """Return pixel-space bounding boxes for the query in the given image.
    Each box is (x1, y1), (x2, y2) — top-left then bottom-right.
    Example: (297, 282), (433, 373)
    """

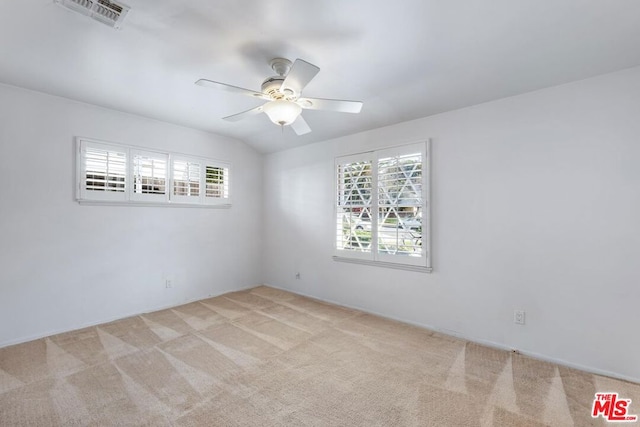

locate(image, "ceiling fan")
(195, 58), (363, 135)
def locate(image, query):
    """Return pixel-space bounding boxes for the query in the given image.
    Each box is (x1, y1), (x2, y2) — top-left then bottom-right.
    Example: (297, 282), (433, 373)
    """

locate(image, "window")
(79, 141), (127, 202)
(77, 138), (231, 207)
(334, 141), (431, 271)
(171, 158), (201, 203)
(205, 165), (229, 201)
(335, 154), (374, 259)
(131, 150), (168, 202)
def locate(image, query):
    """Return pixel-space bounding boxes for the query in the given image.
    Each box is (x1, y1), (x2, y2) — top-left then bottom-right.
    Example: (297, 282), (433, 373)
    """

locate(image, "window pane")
(133, 154), (166, 195)
(336, 160), (372, 253)
(378, 152), (422, 256)
(337, 161), (372, 206)
(173, 160), (200, 197)
(205, 165), (229, 198)
(85, 147), (126, 192)
(336, 207), (373, 252)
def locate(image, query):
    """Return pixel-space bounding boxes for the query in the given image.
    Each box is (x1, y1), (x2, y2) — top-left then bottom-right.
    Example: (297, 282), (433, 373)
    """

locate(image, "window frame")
(333, 140), (432, 272)
(76, 137), (231, 208)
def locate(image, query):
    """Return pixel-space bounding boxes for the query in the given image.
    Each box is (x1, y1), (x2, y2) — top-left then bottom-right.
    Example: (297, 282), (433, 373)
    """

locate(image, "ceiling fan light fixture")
(196, 57), (363, 136)
(263, 100), (302, 126)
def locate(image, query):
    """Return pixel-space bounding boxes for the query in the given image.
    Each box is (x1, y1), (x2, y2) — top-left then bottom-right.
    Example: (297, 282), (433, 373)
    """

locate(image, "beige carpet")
(0, 286), (638, 426)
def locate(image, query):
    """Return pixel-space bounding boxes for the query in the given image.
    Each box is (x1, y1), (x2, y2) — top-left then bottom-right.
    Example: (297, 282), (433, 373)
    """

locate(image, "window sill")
(78, 200), (231, 208)
(332, 256), (433, 273)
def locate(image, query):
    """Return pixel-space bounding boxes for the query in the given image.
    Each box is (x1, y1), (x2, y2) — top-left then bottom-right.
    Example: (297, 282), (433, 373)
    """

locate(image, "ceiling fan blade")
(290, 115), (312, 135)
(281, 59), (320, 96)
(222, 105), (265, 122)
(195, 79), (270, 100)
(297, 97), (363, 113)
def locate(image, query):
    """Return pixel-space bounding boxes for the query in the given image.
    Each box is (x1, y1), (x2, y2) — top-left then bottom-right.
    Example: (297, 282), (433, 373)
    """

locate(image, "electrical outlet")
(295, 272), (301, 280)
(514, 310), (526, 325)
(165, 279), (173, 288)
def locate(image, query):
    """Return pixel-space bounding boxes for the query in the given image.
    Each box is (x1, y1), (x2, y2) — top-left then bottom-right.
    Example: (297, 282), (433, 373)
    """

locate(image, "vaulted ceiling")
(2, 1), (640, 153)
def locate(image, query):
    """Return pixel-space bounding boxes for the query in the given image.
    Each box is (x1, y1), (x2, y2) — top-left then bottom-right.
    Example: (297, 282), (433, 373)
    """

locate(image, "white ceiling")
(2, 1), (640, 153)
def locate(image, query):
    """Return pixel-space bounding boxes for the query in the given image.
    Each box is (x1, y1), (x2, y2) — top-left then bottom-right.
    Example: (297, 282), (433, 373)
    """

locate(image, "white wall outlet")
(165, 278), (173, 288)
(514, 310), (526, 325)
(295, 272), (301, 280)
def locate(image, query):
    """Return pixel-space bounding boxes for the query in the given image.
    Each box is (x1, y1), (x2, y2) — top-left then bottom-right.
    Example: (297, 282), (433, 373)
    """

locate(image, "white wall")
(0, 84), (263, 346)
(263, 66), (640, 382)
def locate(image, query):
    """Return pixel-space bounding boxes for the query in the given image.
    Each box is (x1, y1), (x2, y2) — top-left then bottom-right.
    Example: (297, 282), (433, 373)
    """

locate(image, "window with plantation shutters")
(168, 159), (232, 205)
(172, 158), (201, 202)
(205, 164), (230, 203)
(377, 150), (423, 261)
(336, 154), (374, 259)
(334, 141), (431, 271)
(79, 141), (127, 201)
(131, 150), (168, 202)
(76, 138), (231, 207)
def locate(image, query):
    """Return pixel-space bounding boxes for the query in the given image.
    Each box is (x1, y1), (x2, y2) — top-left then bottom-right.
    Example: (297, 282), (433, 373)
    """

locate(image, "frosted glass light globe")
(263, 100), (302, 126)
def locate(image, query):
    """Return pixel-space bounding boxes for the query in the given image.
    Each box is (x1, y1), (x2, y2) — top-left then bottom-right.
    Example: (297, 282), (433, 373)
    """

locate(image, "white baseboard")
(263, 283), (640, 385)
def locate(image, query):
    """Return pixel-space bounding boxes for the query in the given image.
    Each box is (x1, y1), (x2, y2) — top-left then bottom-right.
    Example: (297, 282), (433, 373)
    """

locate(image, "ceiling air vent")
(54, 0), (130, 29)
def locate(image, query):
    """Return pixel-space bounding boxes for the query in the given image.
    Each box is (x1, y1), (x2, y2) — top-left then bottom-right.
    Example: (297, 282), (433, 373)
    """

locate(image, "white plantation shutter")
(131, 150), (168, 202)
(171, 157), (202, 203)
(334, 141), (431, 270)
(76, 138), (231, 207)
(79, 140), (127, 201)
(335, 153), (374, 259)
(376, 145), (426, 266)
(169, 157), (232, 205)
(204, 164), (231, 205)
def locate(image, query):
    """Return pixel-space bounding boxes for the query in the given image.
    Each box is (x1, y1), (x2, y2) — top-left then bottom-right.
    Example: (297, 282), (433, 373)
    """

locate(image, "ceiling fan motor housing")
(261, 76), (295, 100)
